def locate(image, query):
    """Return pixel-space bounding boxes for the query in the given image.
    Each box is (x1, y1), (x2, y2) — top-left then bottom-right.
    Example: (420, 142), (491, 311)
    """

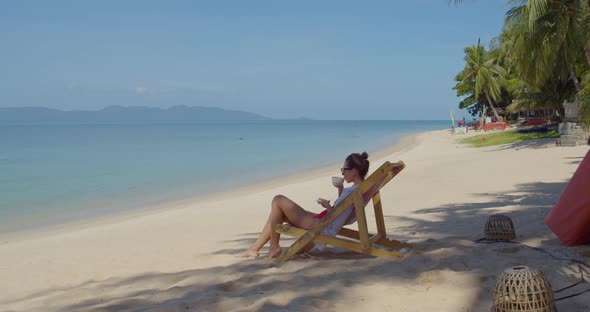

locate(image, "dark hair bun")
(345, 152), (370, 179)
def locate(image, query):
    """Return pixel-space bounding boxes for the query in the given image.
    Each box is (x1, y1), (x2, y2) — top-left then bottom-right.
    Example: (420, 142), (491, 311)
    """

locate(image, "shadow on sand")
(485, 138), (557, 151)
(5, 181), (590, 311)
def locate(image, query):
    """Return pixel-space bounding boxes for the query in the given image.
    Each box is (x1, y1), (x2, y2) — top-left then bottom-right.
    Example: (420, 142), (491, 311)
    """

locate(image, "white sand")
(1, 129), (589, 311)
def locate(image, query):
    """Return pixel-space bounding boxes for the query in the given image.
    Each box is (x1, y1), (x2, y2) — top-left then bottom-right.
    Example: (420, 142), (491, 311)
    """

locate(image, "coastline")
(2, 129), (588, 311)
(0, 129), (427, 243)
(1, 120), (446, 232)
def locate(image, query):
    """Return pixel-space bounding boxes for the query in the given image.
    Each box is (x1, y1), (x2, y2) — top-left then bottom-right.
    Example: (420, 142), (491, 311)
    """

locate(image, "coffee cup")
(332, 176), (344, 187)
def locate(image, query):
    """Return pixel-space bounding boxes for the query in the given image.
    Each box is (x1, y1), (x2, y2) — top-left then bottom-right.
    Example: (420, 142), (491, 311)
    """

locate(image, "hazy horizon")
(0, 105), (452, 121)
(1, 1), (508, 120)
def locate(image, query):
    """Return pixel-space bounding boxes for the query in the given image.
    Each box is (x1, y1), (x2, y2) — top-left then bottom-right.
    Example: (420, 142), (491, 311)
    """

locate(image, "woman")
(237, 152), (370, 258)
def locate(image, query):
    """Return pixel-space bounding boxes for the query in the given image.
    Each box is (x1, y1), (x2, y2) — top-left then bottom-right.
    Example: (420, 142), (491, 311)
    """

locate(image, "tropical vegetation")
(452, 0), (590, 128)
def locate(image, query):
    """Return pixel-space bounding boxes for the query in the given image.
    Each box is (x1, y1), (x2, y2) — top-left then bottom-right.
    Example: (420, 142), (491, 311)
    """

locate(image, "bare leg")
(236, 217), (274, 258)
(268, 195), (317, 257)
(267, 199), (286, 258)
(237, 195), (316, 258)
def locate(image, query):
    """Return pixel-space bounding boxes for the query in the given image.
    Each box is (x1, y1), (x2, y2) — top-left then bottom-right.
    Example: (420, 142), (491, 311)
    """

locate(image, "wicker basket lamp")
(485, 214), (516, 240)
(492, 266), (557, 312)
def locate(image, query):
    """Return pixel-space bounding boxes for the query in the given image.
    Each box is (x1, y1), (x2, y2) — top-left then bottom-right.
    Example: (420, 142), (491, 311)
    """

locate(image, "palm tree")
(495, 14), (574, 117)
(456, 39), (505, 121)
(578, 72), (590, 127)
(505, 0), (590, 125)
(452, 0), (590, 126)
(453, 69), (480, 116)
(506, 0), (587, 90)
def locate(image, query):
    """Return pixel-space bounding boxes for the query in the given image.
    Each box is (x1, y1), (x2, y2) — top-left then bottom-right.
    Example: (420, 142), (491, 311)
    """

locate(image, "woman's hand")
(316, 198), (331, 209)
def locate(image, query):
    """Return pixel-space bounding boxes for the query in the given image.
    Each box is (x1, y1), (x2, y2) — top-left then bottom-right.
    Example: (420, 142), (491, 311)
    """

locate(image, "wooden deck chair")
(275, 161), (412, 262)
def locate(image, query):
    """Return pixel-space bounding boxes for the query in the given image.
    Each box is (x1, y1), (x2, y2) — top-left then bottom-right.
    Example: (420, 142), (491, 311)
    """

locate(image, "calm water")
(0, 120), (447, 232)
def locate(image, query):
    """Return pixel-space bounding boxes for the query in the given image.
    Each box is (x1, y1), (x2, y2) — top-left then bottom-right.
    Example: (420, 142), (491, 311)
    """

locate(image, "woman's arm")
(337, 184), (343, 197)
(325, 185), (343, 210)
(318, 185), (343, 211)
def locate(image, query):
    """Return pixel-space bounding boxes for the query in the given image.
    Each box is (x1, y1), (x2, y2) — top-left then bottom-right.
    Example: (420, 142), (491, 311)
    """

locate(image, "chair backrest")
(345, 161), (405, 224)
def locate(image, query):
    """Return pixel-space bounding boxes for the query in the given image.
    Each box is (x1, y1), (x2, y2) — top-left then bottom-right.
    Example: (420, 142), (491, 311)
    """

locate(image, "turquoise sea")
(0, 120), (447, 233)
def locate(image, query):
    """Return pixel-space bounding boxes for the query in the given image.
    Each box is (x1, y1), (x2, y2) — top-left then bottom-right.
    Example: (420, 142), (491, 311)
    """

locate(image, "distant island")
(0, 106), (271, 122)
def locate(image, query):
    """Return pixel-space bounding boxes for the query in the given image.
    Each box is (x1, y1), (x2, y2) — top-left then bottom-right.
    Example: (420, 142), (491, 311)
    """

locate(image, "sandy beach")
(1, 129), (589, 311)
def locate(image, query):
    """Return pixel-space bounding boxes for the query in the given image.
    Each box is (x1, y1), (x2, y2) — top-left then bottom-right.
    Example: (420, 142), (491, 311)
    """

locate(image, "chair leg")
(275, 228), (319, 262)
(277, 225), (407, 258)
(372, 192), (387, 237)
(353, 192), (370, 250)
(376, 237), (412, 250)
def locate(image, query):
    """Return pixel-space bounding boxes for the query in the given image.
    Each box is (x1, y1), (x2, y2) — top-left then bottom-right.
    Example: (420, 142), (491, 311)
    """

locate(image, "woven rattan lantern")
(492, 266), (557, 312)
(485, 214), (516, 240)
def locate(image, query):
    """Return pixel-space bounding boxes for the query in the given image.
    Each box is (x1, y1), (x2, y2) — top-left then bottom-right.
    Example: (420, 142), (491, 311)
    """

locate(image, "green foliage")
(506, 0), (589, 119)
(453, 0), (590, 125)
(578, 71), (590, 128)
(453, 40), (506, 118)
(460, 130), (560, 147)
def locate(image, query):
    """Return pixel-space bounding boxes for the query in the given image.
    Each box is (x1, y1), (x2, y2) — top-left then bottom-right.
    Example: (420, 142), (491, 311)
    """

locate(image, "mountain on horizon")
(0, 105), (271, 122)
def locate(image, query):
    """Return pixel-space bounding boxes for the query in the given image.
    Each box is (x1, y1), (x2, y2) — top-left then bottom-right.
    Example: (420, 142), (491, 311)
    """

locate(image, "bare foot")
(269, 246), (282, 258)
(235, 249), (259, 258)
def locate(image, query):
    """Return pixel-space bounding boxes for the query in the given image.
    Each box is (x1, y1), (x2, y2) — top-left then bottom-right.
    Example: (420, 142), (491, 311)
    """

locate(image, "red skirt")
(314, 210), (328, 219)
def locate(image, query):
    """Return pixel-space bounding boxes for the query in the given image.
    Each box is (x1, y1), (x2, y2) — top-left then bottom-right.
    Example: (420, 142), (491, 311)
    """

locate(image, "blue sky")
(0, 1), (509, 120)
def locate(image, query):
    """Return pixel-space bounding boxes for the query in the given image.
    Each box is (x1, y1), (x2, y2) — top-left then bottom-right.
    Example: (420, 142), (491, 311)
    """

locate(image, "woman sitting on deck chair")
(237, 152), (370, 258)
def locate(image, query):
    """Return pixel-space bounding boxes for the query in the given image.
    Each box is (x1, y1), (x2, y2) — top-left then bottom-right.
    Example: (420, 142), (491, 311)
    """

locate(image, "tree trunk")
(481, 103), (486, 129)
(485, 92), (502, 121)
(553, 99), (565, 122)
(571, 66), (581, 92)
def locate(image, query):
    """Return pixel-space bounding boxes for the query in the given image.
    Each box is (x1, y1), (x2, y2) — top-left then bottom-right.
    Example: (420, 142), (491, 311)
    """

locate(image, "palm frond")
(577, 71), (590, 128)
(526, 0), (550, 30)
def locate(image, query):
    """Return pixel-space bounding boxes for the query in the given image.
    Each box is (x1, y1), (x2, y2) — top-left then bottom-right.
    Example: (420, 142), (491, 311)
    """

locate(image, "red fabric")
(546, 149), (590, 246)
(483, 122), (507, 132)
(527, 118), (547, 126)
(314, 209), (328, 219)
